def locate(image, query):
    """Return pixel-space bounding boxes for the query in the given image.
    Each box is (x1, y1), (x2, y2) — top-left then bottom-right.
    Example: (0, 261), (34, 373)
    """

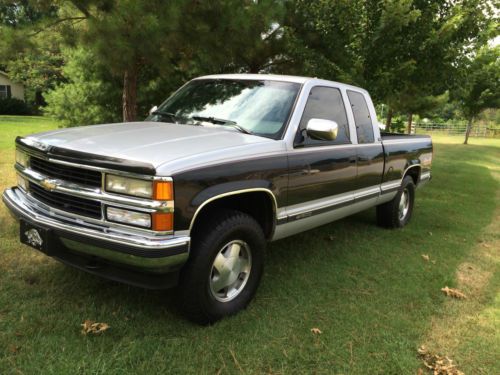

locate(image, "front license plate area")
(20, 220), (51, 255)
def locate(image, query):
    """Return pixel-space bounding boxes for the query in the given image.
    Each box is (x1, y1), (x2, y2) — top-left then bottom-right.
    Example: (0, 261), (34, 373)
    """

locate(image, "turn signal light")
(153, 181), (173, 200)
(152, 212), (173, 231)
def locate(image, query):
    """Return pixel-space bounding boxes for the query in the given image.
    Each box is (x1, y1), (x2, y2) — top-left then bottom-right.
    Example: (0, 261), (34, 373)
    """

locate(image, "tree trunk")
(122, 68), (138, 122)
(464, 117), (473, 144)
(407, 113), (413, 134)
(35, 90), (45, 107)
(385, 107), (393, 132)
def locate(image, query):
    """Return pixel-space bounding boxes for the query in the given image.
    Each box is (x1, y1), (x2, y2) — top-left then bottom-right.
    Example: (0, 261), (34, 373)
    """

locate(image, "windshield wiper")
(190, 116), (253, 135)
(152, 110), (179, 121)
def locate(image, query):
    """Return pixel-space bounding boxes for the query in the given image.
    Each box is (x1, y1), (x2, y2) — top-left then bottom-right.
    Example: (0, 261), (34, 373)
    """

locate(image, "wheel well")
(190, 191), (276, 240)
(405, 166), (421, 185)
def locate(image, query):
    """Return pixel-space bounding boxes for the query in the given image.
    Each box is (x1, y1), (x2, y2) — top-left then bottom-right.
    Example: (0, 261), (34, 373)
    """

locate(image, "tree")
(5, 36), (64, 106)
(12, 0), (287, 122)
(282, 0), (495, 132)
(457, 46), (499, 144)
(43, 47), (122, 126)
(56, 0), (184, 122)
(179, 0), (287, 75)
(391, 0), (495, 133)
(0, 1), (65, 106)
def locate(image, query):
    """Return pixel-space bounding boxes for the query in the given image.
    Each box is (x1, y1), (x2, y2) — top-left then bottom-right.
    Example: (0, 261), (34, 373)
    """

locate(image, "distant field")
(0, 116), (499, 374)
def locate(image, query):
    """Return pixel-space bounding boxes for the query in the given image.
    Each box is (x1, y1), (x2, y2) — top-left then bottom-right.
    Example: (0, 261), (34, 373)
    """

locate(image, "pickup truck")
(3, 74), (432, 324)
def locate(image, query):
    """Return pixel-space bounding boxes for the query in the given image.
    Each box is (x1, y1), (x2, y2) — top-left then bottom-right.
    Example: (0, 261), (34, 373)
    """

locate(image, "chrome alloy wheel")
(399, 188), (410, 220)
(209, 240), (252, 302)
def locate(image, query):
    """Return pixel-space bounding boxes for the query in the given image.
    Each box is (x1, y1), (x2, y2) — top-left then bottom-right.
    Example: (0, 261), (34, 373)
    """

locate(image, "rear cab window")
(347, 90), (374, 144)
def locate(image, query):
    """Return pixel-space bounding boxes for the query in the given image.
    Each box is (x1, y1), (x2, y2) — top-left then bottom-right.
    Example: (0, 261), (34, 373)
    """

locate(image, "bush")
(44, 48), (122, 127)
(0, 97), (31, 115)
(390, 118), (407, 133)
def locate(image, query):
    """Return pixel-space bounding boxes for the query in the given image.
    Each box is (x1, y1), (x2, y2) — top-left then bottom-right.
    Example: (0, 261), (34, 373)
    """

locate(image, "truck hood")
(26, 121), (284, 175)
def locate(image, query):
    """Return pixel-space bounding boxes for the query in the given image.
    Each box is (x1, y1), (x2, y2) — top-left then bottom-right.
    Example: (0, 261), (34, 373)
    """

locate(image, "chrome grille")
(30, 157), (102, 188)
(30, 183), (102, 219)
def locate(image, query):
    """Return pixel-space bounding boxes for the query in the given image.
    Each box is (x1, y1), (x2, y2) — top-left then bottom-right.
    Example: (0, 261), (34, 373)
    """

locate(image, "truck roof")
(195, 73), (368, 94)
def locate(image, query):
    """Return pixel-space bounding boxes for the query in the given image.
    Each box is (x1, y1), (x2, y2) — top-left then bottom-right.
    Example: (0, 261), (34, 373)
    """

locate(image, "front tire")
(377, 176), (416, 228)
(179, 209), (265, 325)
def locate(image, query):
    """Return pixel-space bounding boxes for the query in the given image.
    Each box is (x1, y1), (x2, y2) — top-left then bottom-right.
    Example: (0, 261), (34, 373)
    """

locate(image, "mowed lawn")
(0, 116), (499, 374)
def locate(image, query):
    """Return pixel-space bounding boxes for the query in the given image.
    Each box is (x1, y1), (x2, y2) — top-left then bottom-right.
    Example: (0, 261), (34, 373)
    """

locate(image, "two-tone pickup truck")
(3, 74), (432, 324)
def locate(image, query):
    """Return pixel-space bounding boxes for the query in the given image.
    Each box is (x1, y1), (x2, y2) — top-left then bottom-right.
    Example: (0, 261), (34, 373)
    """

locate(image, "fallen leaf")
(428, 232), (433, 236)
(441, 286), (466, 299)
(9, 345), (21, 354)
(310, 327), (322, 335)
(417, 346), (464, 375)
(81, 320), (110, 335)
(422, 254), (430, 261)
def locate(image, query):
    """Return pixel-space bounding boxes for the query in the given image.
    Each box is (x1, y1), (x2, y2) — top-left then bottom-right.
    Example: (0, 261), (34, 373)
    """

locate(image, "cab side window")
(295, 86), (350, 146)
(347, 90), (374, 144)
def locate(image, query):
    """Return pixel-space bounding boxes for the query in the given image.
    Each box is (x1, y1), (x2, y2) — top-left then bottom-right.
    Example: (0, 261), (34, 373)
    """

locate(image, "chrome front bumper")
(3, 187), (190, 288)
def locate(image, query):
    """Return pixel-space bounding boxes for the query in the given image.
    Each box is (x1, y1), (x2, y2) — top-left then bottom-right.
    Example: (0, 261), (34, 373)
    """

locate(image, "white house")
(0, 71), (25, 101)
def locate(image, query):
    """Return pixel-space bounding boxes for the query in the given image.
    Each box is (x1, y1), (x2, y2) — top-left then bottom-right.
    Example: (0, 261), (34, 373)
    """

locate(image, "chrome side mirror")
(149, 105), (158, 115)
(306, 119), (339, 141)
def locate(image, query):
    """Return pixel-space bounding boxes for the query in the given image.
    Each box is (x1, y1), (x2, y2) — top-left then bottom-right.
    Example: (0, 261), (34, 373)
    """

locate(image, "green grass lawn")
(1, 117), (499, 374)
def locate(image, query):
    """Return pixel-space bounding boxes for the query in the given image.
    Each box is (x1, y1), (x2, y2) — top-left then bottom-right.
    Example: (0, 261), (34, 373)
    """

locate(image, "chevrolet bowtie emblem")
(41, 179), (57, 191)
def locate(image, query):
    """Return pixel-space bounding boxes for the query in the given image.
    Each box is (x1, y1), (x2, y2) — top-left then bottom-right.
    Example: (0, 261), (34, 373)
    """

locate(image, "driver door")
(286, 86), (357, 210)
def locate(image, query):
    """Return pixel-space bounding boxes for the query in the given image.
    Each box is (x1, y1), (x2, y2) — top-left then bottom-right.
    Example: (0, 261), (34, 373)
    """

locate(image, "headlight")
(16, 149), (29, 168)
(105, 174), (173, 200)
(105, 175), (153, 198)
(106, 207), (151, 228)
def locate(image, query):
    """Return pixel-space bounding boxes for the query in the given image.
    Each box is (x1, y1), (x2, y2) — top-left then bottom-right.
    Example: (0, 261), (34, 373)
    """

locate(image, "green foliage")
(43, 48), (121, 126)
(390, 117), (407, 133)
(0, 0), (498, 126)
(5, 43), (64, 106)
(0, 97), (31, 115)
(0, 0), (58, 60)
(283, 0), (496, 123)
(457, 46), (500, 120)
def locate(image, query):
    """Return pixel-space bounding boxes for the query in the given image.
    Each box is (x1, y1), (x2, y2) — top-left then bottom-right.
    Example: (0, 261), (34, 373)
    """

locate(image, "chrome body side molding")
(273, 195), (380, 241)
(273, 184), (399, 241)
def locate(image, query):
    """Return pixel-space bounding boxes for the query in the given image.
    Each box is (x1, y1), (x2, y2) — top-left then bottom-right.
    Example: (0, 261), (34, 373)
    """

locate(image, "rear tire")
(179, 209), (265, 325)
(377, 176), (416, 228)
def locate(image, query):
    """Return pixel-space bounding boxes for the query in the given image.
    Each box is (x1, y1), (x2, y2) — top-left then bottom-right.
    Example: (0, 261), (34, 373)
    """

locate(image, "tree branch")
(70, 1), (93, 18)
(29, 17), (87, 36)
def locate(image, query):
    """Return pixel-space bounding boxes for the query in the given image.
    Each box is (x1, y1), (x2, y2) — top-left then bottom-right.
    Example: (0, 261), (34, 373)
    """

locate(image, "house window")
(0, 85), (11, 99)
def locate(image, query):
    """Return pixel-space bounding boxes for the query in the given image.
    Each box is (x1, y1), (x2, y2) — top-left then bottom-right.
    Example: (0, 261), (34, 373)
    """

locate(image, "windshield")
(147, 79), (301, 139)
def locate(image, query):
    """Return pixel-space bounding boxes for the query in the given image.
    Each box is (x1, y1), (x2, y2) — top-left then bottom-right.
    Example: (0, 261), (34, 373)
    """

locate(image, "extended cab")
(3, 74), (432, 324)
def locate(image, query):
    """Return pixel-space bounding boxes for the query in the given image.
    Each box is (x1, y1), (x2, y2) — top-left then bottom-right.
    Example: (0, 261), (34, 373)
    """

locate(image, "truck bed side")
(381, 132), (433, 184)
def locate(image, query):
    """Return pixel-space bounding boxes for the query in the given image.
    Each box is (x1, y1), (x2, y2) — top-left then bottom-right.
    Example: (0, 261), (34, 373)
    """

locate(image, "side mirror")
(306, 119), (339, 141)
(149, 105), (158, 115)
